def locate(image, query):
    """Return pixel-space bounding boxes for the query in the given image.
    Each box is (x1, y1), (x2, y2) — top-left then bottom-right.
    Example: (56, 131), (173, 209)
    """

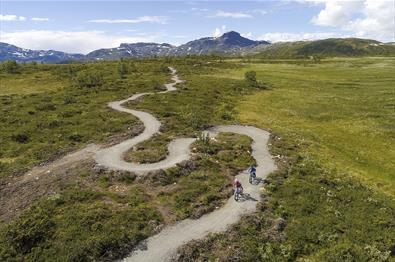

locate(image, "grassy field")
(0, 70), (69, 95)
(174, 57), (395, 261)
(0, 61), (169, 178)
(176, 134), (395, 261)
(0, 131), (254, 261)
(216, 57), (395, 195)
(0, 57), (394, 261)
(0, 58), (257, 261)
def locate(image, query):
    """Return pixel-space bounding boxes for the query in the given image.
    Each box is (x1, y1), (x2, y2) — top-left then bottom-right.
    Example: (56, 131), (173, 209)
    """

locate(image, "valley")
(0, 56), (394, 261)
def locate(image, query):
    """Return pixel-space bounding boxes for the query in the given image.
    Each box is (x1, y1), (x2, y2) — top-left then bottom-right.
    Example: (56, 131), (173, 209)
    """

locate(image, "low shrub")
(1, 60), (20, 74)
(74, 70), (104, 88)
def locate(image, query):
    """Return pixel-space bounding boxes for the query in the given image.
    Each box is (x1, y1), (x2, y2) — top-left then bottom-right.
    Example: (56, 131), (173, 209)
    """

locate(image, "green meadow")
(175, 57), (395, 261)
(0, 57), (394, 261)
(218, 57), (395, 195)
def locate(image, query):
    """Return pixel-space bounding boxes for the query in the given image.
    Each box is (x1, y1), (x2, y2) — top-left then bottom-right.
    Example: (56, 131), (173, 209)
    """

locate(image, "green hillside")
(248, 38), (395, 58)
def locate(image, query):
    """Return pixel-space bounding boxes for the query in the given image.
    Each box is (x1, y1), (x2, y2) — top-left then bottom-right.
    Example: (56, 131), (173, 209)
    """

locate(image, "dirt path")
(1, 67), (276, 259)
(94, 68), (195, 173)
(92, 68), (276, 261)
(123, 125), (276, 262)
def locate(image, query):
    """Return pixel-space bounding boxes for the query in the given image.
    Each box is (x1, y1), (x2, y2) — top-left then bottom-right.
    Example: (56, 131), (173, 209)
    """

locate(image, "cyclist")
(233, 178), (243, 194)
(248, 164), (256, 176)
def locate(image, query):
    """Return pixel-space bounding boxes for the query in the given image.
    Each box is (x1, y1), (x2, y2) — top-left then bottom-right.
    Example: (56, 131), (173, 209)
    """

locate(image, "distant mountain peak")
(221, 31), (242, 38)
(0, 31), (270, 62)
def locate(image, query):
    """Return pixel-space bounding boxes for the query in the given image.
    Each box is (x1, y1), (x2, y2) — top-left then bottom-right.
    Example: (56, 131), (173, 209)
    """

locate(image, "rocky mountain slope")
(0, 31), (268, 62)
(86, 43), (175, 60)
(1, 32), (394, 63)
(0, 42), (84, 63)
(170, 31), (269, 55)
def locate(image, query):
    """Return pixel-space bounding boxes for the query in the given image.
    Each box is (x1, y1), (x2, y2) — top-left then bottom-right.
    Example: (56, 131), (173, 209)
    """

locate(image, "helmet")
(234, 178), (239, 183)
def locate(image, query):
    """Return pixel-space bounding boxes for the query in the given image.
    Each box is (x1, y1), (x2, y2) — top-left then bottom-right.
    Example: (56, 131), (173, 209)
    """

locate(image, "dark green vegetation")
(0, 60), (169, 178)
(0, 56), (394, 261)
(1, 60), (20, 74)
(249, 38), (395, 58)
(0, 185), (162, 261)
(176, 134), (395, 261)
(124, 134), (171, 163)
(155, 133), (254, 220)
(175, 57), (395, 261)
(0, 57), (258, 261)
(0, 132), (254, 261)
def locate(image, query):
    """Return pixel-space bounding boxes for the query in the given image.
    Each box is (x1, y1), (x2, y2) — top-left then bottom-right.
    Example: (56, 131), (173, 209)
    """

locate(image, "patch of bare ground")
(0, 156), (95, 223)
(0, 126), (143, 223)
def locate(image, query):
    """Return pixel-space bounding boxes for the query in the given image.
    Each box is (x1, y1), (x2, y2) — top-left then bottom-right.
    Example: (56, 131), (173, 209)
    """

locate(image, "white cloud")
(311, 1), (364, 27)
(123, 29), (140, 32)
(88, 16), (168, 24)
(304, 0), (394, 42)
(211, 10), (253, 19)
(241, 32), (253, 38)
(0, 30), (164, 54)
(191, 8), (209, 12)
(213, 25), (227, 37)
(346, 0), (395, 41)
(0, 14), (26, 21)
(257, 32), (350, 42)
(31, 17), (50, 22)
(252, 9), (268, 15)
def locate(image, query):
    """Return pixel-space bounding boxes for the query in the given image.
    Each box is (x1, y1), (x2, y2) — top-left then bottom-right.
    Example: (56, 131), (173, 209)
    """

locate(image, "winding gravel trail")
(94, 68), (276, 261)
(94, 68), (195, 173)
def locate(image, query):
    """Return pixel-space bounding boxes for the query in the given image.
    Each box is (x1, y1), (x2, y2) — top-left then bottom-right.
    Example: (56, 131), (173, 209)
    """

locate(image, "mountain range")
(1, 31), (394, 63)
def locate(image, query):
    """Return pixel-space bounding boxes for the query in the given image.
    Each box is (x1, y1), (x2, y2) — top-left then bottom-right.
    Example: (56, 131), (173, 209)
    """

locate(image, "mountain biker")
(233, 178), (243, 193)
(248, 164), (256, 175)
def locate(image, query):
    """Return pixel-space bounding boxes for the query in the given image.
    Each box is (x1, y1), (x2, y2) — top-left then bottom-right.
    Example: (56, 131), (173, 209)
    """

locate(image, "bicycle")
(234, 187), (243, 201)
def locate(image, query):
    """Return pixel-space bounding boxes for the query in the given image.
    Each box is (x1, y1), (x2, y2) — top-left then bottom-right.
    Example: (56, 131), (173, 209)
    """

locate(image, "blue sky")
(1, 0), (394, 53)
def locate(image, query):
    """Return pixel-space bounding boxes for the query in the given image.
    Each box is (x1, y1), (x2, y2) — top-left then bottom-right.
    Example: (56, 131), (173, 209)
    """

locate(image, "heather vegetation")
(0, 60), (169, 178)
(175, 56), (395, 260)
(0, 56), (394, 261)
(176, 134), (395, 261)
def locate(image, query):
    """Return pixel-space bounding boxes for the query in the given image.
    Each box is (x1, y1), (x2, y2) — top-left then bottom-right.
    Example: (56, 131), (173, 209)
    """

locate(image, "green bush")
(152, 80), (165, 91)
(11, 133), (30, 144)
(0, 187), (162, 261)
(74, 70), (104, 88)
(244, 70), (268, 89)
(244, 70), (258, 87)
(68, 133), (83, 142)
(118, 61), (128, 78)
(1, 60), (20, 74)
(63, 95), (76, 104)
(4, 205), (55, 254)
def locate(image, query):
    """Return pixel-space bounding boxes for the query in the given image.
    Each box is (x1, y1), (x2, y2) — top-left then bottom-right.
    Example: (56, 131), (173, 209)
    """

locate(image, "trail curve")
(93, 68), (277, 261)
